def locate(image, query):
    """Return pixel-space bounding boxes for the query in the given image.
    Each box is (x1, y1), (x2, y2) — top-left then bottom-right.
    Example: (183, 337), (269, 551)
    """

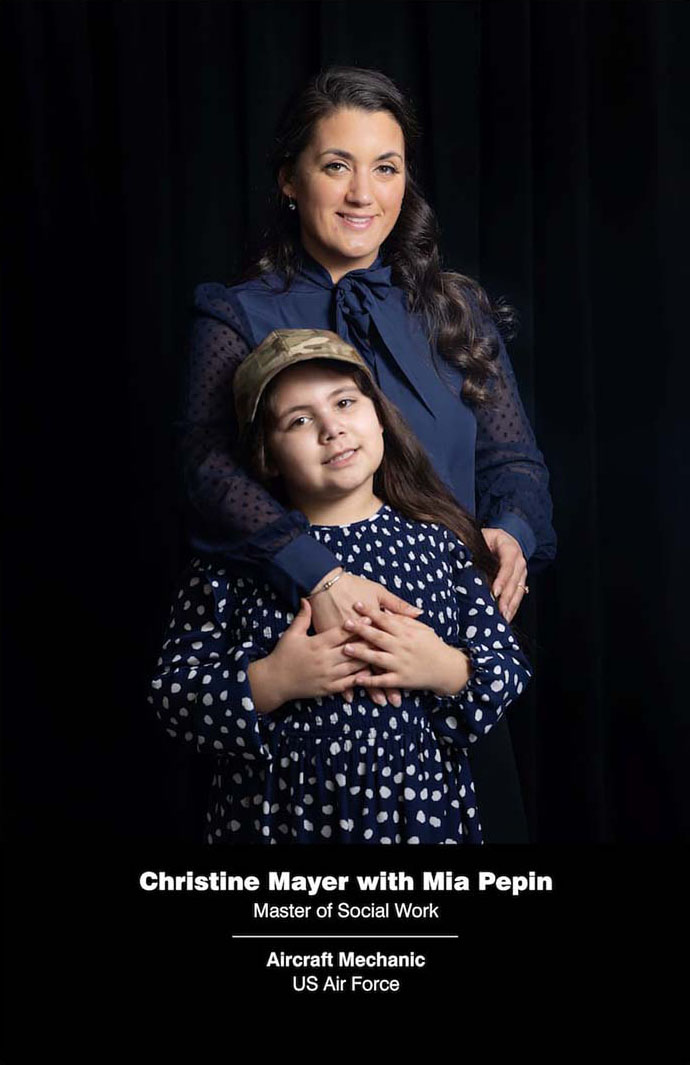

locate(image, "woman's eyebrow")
(317, 148), (403, 162)
(277, 386), (358, 419)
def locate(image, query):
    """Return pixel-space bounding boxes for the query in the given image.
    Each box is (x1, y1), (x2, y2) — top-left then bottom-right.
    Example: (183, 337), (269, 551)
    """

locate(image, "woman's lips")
(324, 447), (359, 467)
(337, 214), (375, 230)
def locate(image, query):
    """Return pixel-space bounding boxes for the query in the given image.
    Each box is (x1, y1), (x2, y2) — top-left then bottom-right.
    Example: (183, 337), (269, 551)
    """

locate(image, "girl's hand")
(308, 570), (422, 707)
(343, 604), (471, 696)
(481, 528), (528, 623)
(248, 598), (369, 713)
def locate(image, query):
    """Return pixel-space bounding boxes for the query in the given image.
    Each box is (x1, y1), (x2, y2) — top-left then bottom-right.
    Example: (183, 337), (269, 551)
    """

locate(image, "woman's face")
(264, 362), (384, 510)
(280, 107), (406, 282)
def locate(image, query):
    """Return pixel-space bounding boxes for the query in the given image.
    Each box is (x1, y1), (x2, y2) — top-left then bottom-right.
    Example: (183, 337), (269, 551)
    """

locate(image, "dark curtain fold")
(2, 0), (688, 843)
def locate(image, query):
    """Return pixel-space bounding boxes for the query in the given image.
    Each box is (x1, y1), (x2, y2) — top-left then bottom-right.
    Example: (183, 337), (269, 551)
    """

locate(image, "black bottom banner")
(3, 844), (686, 1052)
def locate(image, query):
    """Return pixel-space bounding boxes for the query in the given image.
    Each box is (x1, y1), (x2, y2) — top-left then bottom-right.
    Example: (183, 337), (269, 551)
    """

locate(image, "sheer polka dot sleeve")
(474, 324), (557, 570)
(180, 290), (297, 538)
(429, 530), (532, 750)
(178, 284), (342, 610)
(148, 558), (272, 764)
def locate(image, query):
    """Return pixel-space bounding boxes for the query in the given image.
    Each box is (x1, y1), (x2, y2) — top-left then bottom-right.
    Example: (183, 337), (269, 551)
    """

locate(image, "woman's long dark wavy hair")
(241, 359), (499, 585)
(243, 65), (516, 408)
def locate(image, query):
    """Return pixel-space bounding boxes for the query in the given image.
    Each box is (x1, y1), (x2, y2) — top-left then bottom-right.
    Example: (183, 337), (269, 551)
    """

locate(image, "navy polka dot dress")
(149, 505), (532, 844)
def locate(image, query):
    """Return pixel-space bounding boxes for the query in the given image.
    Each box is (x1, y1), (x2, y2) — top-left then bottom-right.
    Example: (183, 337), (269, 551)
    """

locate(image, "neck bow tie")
(296, 249), (437, 417)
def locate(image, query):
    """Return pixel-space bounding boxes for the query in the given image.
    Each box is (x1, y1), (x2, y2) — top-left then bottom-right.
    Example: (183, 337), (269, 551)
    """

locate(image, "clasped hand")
(306, 569), (419, 706)
(256, 597), (379, 711)
(255, 598), (470, 714)
(343, 603), (470, 697)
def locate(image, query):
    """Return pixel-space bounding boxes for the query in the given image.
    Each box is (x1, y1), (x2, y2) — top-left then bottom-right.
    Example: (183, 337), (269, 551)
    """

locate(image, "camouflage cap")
(233, 328), (375, 431)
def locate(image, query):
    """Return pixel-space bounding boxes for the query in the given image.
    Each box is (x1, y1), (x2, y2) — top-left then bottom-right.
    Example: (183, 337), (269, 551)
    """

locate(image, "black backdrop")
(3, 0), (690, 847)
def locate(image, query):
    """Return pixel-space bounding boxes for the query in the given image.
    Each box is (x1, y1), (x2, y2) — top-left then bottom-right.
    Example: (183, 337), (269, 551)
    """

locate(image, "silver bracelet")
(307, 569), (346, 599)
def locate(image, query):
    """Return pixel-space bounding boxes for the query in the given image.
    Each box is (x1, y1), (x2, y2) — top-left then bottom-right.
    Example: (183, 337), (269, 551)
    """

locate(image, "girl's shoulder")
(309, 505), (463, 559)
(377, 506), (471, 558)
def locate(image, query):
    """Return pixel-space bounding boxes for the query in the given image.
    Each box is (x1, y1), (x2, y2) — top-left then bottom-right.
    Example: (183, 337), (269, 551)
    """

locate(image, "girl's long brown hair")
(240, 359), (499, 585)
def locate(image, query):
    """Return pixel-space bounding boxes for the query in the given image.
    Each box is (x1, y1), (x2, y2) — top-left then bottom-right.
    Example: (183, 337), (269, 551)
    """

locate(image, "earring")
(288, 198), (296, 211)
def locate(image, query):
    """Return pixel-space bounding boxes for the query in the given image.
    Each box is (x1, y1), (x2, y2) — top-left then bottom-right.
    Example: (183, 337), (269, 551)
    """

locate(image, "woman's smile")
(336, 214), (376, 230)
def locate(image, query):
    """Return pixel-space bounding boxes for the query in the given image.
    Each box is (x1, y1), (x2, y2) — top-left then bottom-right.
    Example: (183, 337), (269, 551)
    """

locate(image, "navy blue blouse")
(180, 249), (556, 611)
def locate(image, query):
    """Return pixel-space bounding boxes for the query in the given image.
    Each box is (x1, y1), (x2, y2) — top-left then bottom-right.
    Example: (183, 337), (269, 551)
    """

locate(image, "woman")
(152, 329), (531, 844)
(180, 66), (556, 841)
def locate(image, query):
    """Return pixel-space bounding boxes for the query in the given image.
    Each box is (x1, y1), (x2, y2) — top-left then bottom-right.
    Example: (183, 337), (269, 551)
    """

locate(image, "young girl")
(149, 329), (531, 844)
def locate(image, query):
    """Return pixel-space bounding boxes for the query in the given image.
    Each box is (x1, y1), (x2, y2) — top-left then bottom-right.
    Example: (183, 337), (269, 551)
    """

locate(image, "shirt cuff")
(485, 512), (536, 562)
(269, 534), (341, 611)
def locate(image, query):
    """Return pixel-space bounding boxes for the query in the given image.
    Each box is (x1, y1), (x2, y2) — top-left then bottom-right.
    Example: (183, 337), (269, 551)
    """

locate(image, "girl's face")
(265, 363), (384, 511)
(280, 107), (406, 283)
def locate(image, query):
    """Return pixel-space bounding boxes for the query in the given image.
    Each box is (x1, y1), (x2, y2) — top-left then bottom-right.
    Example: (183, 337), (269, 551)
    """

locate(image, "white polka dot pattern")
(149, 506), (532, 844)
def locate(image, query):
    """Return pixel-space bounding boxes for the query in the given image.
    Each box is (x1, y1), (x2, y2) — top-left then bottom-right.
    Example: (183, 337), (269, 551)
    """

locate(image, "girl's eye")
(287, 415), (310, 429)
(377, 164), (399, 175)
(336, 397), (355, 409)
(324, 161), (348, 172)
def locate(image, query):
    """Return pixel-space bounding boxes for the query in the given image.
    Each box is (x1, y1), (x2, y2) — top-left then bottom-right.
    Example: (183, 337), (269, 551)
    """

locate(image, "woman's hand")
(248, 598), (369, 713)
(308, 570), (422, 707)
(342, 604), (471, 697)
(481, 528), (528, 623)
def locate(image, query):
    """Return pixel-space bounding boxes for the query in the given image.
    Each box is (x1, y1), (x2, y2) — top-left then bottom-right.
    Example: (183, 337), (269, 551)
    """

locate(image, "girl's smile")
(323, 446), (359, 466)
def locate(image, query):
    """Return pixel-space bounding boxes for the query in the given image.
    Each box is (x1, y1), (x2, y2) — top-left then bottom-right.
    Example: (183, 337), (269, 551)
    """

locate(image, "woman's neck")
(298, 237), (381, 285)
